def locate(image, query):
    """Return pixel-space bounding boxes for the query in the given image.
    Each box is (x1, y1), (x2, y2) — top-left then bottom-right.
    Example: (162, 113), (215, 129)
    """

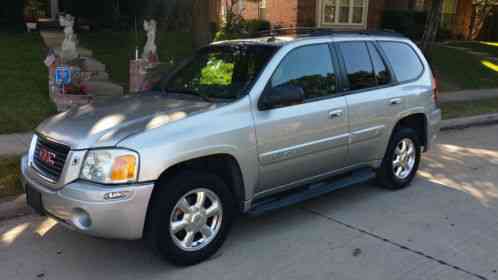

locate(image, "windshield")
(164, 44), (279, 100)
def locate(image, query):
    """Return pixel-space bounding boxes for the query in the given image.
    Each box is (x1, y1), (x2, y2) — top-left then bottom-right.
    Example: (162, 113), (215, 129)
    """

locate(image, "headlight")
(28, 134), (38, 162)
(80, 149), (139, 184)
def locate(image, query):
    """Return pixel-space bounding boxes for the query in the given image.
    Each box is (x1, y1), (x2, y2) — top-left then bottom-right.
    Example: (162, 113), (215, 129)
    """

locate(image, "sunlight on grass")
(481, 60), (498, 72)
(480, 41), (498, 47)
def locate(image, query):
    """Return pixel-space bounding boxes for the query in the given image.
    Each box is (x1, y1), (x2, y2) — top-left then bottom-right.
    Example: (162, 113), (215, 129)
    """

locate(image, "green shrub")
(243, 19), (271, 36)
(215, 19), (271, 41)
(382, 10), (427, 40)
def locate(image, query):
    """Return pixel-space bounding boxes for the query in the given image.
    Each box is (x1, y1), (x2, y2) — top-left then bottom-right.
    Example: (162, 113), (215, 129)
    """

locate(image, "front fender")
(135, 142), (259, 206)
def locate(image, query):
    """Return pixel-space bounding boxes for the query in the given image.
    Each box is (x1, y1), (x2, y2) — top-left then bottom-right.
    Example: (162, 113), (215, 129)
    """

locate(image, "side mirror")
(259, 84), (305, 111)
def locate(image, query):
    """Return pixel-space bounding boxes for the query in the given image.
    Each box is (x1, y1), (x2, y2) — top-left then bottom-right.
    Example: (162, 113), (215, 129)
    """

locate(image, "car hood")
(37, 92), (217, 149)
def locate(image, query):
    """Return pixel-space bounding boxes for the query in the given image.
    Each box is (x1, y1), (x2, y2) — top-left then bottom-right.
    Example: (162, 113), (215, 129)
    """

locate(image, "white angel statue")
(143, 19), (159, 64)
(59, 14), (79, 61)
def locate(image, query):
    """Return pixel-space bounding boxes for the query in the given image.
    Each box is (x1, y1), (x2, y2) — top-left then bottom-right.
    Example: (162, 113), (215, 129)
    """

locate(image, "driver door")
(252, 43), (350, 194)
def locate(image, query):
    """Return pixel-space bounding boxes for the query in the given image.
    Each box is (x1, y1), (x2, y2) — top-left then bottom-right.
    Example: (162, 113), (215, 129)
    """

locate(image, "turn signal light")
(111, 155), (137, 182)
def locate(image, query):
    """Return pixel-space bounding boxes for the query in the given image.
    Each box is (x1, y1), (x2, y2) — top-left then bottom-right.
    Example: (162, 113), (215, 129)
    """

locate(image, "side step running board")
(248, 168), (376, 216)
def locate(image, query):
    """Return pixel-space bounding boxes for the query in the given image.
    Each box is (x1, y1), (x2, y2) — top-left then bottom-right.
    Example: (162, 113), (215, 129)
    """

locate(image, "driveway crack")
(301, 207), (489, 280)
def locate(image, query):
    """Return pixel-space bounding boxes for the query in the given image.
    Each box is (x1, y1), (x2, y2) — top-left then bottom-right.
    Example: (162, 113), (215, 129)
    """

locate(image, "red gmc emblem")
(39, 148), (56, 166)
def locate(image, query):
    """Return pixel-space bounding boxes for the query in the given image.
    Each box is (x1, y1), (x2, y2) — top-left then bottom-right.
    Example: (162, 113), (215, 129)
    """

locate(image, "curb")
(440, 113), (498, 131)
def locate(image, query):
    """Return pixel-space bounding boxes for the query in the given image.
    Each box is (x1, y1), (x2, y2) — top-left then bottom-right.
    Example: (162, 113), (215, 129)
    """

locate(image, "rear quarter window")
(379, 42), (424, 83)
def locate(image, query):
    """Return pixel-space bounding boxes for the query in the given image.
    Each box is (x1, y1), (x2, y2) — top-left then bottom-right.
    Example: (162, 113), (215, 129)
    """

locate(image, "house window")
(321, 0), (368, 26)
(259, 0), (267, 19)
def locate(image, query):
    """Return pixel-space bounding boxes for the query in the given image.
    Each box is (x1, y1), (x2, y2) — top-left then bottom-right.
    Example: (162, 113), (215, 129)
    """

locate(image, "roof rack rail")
(255, 26), (405, 39)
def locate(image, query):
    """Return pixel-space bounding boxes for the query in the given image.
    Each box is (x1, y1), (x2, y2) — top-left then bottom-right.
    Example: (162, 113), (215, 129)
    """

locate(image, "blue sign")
(55, 67), (72, 86)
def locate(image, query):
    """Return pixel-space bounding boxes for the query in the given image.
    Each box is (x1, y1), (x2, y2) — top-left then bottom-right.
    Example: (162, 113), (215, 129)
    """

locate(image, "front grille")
(33, 136), (70, 182)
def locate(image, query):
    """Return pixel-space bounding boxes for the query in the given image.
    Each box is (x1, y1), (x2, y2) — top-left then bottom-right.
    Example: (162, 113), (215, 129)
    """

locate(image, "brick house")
(231, 0), (474, 38)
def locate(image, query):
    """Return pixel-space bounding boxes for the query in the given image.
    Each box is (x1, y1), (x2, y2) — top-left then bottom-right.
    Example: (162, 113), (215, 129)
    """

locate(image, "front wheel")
(376, 128), (421, 190)
(146, 171), (235, 266)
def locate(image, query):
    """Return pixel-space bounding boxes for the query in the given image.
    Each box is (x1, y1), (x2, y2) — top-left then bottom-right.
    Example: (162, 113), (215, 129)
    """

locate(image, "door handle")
(389, 98), (402, 105)
(329, 109), (344, 119)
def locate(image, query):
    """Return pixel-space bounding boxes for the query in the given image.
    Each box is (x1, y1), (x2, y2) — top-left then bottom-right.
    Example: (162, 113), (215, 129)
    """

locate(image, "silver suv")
(21, 32), (441, 265)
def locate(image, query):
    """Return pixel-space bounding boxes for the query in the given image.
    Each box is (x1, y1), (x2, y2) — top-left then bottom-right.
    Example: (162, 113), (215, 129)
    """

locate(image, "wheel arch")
(392, 112), (429, 150)
(149, 152), (246, 210)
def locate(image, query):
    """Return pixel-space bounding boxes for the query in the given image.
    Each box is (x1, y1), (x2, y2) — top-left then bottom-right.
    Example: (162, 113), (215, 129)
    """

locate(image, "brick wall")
(266, 0), (299, 27)
(239, 0), (299, 27)
(240, 0), (260, 20)
(367, 0), (386, 29)
(454, 0), (472, 39)
(297, 0), (317, 27)
(240, 0), (387, 29)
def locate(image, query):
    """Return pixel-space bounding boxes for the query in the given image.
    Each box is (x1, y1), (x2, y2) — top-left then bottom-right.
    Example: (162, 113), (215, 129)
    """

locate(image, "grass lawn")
(0, 32), (56, 134)
(79, 31), (194, 89)
(448, 41), (498, 57)
(0, 156), (23, 199)
(430, 44), (498, 92)
(440, 98), (498, 119)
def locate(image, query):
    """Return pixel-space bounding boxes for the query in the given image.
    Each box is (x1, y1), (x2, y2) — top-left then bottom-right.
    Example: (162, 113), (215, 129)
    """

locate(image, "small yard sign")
(55, 66), (72, 86)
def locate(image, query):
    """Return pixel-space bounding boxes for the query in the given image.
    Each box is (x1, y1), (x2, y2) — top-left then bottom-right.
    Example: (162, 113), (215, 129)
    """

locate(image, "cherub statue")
(59, 14), (79, 61)
(143, 19), (159, 64)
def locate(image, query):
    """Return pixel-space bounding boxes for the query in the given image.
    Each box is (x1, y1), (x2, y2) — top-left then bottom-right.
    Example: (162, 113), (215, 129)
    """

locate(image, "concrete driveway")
(1, 124), (498, 280)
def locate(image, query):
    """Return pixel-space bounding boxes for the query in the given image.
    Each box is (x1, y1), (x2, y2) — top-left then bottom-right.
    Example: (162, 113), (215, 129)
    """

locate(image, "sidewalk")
(438, 88), (498, 103)
(0, 133), (33, 157)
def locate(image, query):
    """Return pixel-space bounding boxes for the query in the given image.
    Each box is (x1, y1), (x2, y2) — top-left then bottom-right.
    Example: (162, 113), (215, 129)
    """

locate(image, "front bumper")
(426, 108), (442, 151)
(21, 155), (154, 240)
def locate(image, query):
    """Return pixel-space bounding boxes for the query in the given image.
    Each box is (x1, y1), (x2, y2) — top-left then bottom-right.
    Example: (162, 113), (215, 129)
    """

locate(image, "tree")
(420, 0), (444, 53)
(191, 0), (212, 48)
(4, 0), (24, 26)
(218, 0), (246, 38)
(468, 0), (498, 40)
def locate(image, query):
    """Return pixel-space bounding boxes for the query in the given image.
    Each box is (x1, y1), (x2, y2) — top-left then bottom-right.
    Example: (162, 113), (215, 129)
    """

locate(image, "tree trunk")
(191, 0), (212, 48)
(421, 0), (444, 53)
(468, 5), (477, 40)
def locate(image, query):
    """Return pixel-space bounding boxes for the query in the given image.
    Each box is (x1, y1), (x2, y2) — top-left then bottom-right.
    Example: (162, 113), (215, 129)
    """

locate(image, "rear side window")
(338, 42), (377, 91)
(367, 42), (391, 86)
(379, 42), (424, 82)
(271, 44), (337, 100)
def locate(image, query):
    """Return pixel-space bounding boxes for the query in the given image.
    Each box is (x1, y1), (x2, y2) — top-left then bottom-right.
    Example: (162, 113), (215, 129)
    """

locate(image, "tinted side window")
(339, 42), (376, 90)
(367, 42), (391, 86)
(271, 44), (337, 100)
(379, 42), (423, 82)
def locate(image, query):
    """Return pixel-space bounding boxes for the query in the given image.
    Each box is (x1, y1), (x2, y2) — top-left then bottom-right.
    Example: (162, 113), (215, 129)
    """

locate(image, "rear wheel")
(377, 128), (421, 190)
(146, 171), (235, 266)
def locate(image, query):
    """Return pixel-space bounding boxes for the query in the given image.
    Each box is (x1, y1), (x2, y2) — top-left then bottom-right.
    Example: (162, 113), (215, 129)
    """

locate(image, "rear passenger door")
(336, 41), (399, 164)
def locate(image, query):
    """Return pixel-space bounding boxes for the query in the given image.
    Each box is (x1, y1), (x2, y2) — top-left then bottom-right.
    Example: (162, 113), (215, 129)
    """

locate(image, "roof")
(214, 29), (408, 47)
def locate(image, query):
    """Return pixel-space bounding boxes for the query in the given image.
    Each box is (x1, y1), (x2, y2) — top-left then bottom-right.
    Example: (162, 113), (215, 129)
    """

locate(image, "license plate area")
(26, 184), (45, 215)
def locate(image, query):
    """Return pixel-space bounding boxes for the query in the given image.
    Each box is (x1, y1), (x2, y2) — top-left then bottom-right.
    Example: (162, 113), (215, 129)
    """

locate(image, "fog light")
(71, 208), (91, 229)
(104, 191), (131, 200)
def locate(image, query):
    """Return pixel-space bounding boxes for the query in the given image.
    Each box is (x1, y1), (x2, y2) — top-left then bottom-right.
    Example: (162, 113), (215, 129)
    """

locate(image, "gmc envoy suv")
(21, 31), (441, 265)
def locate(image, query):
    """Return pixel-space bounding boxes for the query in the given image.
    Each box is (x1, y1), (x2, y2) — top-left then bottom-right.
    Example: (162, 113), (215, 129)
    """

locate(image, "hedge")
(382, 10), (428, 40)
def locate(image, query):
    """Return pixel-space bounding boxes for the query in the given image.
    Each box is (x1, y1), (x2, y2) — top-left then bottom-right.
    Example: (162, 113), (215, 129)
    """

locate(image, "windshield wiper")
(165, 89), (214, 103)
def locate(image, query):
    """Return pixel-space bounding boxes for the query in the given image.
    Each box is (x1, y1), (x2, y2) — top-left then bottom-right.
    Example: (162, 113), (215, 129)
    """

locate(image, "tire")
(376, 127), (421, 190)
(146, 170), (235, 266)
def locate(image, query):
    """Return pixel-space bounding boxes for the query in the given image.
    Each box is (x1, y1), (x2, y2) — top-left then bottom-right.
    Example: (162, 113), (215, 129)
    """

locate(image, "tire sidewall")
(380, 128), (421, 189)
(148, 171), (235, 266)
